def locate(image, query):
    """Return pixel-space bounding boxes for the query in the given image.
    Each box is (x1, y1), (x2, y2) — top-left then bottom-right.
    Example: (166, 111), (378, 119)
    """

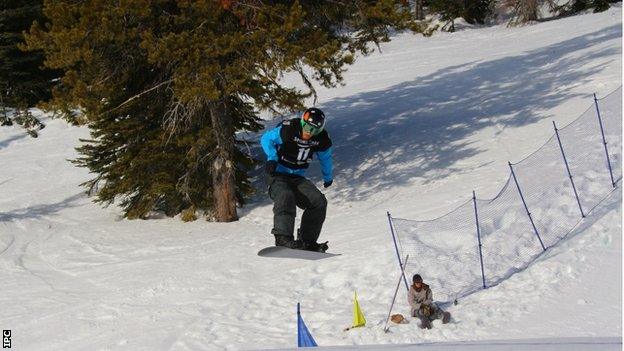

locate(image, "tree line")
(0, 0), (616, 222)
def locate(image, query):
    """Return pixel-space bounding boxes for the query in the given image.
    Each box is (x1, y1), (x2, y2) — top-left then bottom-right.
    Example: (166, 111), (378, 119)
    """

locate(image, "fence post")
(387, 212), (409, 291)
(508, 162), (546, 251)
(472, 191), (487, 289)
(593, 93), (616, 188)
(553, 121), (586, 218)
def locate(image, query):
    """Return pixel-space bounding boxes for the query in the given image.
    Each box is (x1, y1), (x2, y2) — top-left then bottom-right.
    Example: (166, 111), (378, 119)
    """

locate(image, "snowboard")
(257, 246), (340, 260)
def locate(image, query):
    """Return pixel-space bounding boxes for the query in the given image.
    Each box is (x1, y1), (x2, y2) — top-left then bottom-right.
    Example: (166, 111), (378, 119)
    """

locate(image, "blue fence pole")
(553, 121), (585, 218)
(593, 93), (616, 188)
(472, 191), (486, 289)
(509, 162), (546, 251)
(387, 212), (409, 291)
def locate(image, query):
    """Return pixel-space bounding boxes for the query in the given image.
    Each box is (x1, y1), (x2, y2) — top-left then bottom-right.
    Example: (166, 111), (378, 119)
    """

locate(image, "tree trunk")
(414, 0), (424, 20)
(517, 0), (538, 22)
(209, 99), (238, 222)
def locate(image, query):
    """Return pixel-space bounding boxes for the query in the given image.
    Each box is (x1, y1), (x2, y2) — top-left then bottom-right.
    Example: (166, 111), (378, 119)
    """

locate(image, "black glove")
(265, 161), (277, 176)
(323, 180), (333, 188)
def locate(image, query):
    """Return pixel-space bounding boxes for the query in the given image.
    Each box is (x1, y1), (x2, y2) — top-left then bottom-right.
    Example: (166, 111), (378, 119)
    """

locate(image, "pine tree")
(428, 0), (465, 31)
(427, 0), (494, 31)
(554, 0), (615, 16)
(463, 0), (494, 24)
(0, 0), (55, 136)
(504, 0), (540, 24)
(25, 0), (414, 221)
(501, 0), (613, 25)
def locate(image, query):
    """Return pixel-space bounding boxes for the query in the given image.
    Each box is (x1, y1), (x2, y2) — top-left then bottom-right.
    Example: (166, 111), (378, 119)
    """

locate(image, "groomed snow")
(269, 337), (622, 351)
(0, 5), (621, 350)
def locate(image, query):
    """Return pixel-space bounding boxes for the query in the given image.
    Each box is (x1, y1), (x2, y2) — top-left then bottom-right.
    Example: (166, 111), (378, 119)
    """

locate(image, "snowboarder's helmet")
(300, 107), (326, 137)
(413, 274), (423, 283)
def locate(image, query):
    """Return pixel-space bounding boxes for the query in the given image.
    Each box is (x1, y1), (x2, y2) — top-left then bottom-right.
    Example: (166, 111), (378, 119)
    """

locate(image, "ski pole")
(383, 254), (410, 333)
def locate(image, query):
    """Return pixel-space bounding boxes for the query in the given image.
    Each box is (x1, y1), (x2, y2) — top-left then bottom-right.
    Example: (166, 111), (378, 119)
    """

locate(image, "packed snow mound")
(0, 5), (621, 351)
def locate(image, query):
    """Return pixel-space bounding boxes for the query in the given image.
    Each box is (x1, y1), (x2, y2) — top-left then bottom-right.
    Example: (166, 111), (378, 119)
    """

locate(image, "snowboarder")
(260, 107), (333, 252)
(408, 274), (451, 329)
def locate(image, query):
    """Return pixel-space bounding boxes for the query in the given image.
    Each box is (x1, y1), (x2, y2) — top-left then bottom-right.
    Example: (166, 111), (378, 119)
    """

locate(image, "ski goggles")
(301, 120), (323, 136)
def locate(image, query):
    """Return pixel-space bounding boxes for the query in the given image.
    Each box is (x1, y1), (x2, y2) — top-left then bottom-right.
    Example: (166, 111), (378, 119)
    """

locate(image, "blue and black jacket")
(260, 118), (333, 183)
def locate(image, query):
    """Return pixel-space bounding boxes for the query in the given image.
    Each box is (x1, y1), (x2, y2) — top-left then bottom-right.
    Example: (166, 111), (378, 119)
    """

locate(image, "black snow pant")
(268, 173), (327, 245)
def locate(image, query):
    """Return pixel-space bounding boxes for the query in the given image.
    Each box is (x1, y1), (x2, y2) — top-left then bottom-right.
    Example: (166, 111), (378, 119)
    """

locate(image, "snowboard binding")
(303, 241), (329, 253)
(274, 235), (304, 249)
(297, 228), (329, 253)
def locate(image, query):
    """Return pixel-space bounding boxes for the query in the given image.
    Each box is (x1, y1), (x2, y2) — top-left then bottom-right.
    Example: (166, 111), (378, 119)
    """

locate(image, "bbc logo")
(2, 330), (10, 349)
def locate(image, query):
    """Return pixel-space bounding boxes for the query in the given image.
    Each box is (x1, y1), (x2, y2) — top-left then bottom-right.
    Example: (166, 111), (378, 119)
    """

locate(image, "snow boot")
(442, 312), (451, 324)
(297, 229), (328, 252)
(303, 241), (329, 253)
(274, 235), (304, 249)
(419, 317), (432, 329)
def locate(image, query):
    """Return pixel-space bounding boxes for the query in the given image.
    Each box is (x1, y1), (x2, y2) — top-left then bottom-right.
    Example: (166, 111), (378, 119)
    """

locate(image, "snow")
(269, 337), (622, 351)
(0, 5), (622, 351)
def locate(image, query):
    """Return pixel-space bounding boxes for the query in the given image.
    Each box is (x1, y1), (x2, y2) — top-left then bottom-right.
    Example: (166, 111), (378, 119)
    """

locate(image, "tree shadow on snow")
(0, 193), (86, 222)
(244, 25), (621, 210)
(0, 133), (29, 150)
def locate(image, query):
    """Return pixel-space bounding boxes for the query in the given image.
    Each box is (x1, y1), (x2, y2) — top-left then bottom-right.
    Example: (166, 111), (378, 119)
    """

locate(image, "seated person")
(408, 274), (451, 329)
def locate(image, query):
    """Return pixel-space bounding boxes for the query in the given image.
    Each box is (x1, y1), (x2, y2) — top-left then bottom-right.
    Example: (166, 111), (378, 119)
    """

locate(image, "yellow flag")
(352, 291), (366, 328)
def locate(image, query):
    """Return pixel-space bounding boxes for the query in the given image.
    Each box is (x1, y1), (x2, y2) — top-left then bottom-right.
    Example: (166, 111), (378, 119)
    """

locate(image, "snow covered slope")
(0, 5), (621, 351)
(270, 337), (622, 351)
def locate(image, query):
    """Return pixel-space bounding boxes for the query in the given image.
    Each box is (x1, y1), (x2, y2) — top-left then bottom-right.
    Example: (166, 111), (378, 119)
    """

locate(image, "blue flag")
(297, 303), (318, 347)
